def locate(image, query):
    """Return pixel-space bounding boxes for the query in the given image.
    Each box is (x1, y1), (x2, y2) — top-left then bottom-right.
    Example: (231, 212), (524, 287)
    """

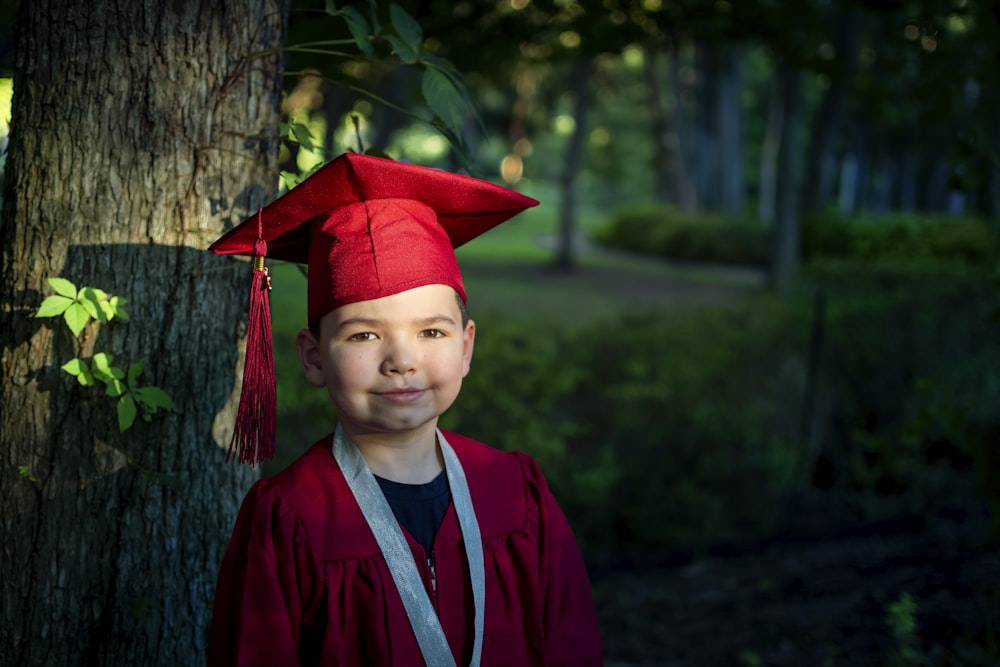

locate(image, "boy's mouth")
(376, 388), (426, 403)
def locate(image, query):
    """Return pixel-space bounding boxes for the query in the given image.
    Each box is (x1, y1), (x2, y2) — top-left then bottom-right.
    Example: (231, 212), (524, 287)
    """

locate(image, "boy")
(207, 153), (603, 666)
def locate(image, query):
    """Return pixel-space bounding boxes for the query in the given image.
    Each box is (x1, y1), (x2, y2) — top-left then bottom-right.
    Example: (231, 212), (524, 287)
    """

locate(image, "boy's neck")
(347, 424), (444, 485)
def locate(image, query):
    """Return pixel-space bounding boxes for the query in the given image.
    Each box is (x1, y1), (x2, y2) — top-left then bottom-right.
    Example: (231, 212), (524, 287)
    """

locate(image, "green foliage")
(36, 277), (129, 336)
(443, 300), (808, 549)
(803, 212), (1000, 267)
(36, 277), (174, 433)
(595, 203), (771, 267)
(886, 593), (925, 667)
(802, 262), (1000, 523)
(280, 1), (477, 169)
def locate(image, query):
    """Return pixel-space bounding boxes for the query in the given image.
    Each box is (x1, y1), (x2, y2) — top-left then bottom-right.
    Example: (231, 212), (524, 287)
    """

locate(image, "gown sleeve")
(208, 479), (323, 667)
(517, 453), (604, 666)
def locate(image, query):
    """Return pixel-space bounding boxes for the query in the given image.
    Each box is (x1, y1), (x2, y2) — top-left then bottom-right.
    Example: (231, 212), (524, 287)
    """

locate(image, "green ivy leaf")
(389, 3), (422, 55)
(47, 277), (77, 299)
(288, 122), (316, 151)
(62, 358), (95, 386)
(63, 302), (92, 337)
(36, 294), (74, 318)
(77, 366), (95, 386)
(108, 295), (129, 321)
(117, 394), (137, 432)
(341, 6), (373, 57)
(279, 170), (301, 190)
(79, 297), (100, 321)
(127, 362), (144, 386)
(61, 358), (86, 376)
(92, 352), (115, 373)
(79, 287), (109, 322)
(96, 299), (116, 322)
(135, 386), (175, 411)
(105, 377), (126, 397)
(421, 68), (466, 136)
(80, 287), (108, 301)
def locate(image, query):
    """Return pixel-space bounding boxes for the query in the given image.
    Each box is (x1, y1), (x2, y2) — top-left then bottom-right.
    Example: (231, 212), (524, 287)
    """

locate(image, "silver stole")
(332, 427), (485, 667)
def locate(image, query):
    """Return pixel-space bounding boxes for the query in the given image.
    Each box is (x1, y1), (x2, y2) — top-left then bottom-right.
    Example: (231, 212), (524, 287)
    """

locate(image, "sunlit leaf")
(79, 297), (100, 321)
(47, 277), (77, 299)
(135, 386), (176, 411)
(341, 6), (373, 57)
(92, 352), (115, 373)
(105, 377), (126, 397)
(421, 68), (466, 136)
(76, 366), (95, 386)
(63, 303), (91, 337)
(61, 358), (87, 376)
(127, 362), (144, 386)
(280, 171), (301, 190)
(80, 287), (108, 301)
(117, 394), (137, 432)
(36, 295), (73, 318)
(97, 299), (116, 322)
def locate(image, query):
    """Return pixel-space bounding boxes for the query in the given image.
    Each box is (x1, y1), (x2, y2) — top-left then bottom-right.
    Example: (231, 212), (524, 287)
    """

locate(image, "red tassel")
(229, 227), (276, 465)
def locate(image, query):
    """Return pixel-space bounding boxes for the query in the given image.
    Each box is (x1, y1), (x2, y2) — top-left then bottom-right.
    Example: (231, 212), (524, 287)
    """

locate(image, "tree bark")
(0, 1), (288, 664)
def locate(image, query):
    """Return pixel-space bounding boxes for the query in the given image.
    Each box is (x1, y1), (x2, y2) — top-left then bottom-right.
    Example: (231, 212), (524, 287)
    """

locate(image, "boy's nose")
(380, 339), (417, 375)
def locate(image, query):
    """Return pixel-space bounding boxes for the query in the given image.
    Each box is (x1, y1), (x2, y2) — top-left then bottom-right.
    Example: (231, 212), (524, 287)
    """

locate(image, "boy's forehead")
(324, 284), (461, 323)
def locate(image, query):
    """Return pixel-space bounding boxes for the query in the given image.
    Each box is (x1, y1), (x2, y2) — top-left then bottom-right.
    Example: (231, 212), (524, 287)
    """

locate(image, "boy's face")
(297, 283), (475, 444)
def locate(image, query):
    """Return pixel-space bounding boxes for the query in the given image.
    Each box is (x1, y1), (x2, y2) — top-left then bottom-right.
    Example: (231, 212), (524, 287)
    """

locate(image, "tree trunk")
(645, 41), (696, 209)
(771, 60), (804, 292)
(669, 40), (697, 212)
(554, 58), (590, 271)
(757, 69), (783, 225)
(0, 1), (288, 665)
(693, 42), (719, 210)
(717, 44), (744, 216)
(801, 7), (863, 214)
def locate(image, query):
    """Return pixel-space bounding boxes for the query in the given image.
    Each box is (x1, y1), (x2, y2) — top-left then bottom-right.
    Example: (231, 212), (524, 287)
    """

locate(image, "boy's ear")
(461, 319), (475, 378)
(296, 328), (328, 388)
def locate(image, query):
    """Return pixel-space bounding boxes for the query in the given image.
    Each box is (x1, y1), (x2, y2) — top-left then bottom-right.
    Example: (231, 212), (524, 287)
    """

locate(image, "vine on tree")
(35, 277), (175, 432)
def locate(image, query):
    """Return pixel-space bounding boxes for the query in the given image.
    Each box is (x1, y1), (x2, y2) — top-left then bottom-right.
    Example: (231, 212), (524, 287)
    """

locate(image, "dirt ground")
(590, 509), (1000, 667)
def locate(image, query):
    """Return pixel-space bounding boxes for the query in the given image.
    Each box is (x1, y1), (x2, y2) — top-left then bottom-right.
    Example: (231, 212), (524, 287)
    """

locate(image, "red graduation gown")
(208, 430), (603, 666)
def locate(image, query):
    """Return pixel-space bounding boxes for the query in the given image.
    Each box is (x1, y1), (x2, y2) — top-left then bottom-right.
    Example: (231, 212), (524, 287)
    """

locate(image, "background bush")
(803, 212), (1000, 266)
(596, 204), (1000, 270)
(594, 203), (771, 266)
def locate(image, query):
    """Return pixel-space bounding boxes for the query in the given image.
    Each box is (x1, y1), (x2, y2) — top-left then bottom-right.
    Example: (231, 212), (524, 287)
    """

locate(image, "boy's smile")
(297, 284), (475, 449)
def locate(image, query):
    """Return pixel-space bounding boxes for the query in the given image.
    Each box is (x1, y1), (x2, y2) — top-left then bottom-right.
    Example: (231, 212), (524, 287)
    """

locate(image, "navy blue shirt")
(375, 471), (451, 556)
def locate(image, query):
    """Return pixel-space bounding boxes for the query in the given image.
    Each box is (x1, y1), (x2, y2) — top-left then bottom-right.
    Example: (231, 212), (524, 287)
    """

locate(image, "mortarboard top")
(209, 152), (538, 465)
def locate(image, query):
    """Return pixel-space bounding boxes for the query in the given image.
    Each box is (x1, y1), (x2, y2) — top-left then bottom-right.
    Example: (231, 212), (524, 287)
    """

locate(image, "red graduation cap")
(209, 152), (538, 465)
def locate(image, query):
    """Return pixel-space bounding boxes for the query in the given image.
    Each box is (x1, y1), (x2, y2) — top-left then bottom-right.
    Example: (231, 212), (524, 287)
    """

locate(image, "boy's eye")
(420, 329), (446, 339)
(347, 332), (377, 342)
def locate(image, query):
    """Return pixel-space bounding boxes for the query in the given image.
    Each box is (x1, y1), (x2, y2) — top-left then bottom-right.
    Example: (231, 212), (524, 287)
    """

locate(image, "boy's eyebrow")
(414, 314), (458, 327)
(334, 314), (458, 332)
(334, 317), (383, 332)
